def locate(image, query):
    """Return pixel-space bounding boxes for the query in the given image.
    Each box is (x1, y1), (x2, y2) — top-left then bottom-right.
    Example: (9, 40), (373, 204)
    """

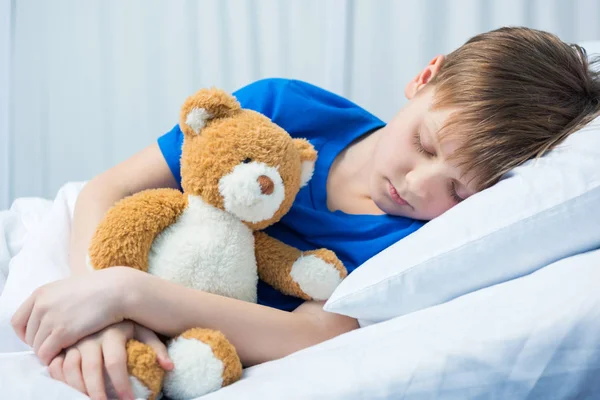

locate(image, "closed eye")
(412, 129), (435, 157)
(448, 181), (464, 203)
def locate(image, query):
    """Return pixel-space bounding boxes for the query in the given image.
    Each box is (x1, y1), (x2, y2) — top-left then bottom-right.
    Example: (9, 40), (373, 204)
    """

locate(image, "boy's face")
(370, 85), (477, 220)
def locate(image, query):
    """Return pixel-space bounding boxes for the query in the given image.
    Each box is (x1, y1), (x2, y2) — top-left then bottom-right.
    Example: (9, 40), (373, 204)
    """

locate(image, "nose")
(258, 175), (274, 195)
(405, 162), (446, 199)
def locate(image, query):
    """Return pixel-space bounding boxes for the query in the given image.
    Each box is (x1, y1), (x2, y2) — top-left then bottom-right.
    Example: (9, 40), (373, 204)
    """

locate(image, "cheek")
(420, 197), (456, 220)
(374, 129), (411, 169)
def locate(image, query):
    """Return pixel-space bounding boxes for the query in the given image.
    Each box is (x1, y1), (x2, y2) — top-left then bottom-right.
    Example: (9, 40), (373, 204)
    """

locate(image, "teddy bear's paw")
(105, 376), (156, 400)
(164, 328), (242, 400)
(106, 339), (165, 400)
(291, 249), (348, 300)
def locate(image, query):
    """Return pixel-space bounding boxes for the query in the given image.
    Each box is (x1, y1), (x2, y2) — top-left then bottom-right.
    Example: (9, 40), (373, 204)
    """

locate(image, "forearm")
(124, 273), (358, 366)
(69, 176), (129, 276)
(69, 143), (179, 277)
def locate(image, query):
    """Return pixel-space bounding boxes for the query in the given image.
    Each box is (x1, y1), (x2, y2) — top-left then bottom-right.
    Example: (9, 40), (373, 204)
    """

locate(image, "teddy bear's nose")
(258, 175), (274, 195)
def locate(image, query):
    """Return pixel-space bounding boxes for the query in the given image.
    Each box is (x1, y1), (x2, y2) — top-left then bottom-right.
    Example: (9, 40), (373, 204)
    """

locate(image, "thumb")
(134, 325), (174, 371)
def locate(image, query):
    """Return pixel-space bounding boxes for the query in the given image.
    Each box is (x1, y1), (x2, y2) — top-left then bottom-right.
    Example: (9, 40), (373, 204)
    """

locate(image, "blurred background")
(2, 0), (600, 209)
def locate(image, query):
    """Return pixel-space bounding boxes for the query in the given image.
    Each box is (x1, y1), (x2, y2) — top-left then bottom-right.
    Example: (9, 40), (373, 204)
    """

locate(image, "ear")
(179, 88), (241, 136)
(404, 54), (445, 100)
(293, 139), (317, 187)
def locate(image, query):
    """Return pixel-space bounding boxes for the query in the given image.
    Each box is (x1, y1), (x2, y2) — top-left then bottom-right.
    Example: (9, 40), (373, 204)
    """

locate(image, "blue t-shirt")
(158, 78), (425, 312)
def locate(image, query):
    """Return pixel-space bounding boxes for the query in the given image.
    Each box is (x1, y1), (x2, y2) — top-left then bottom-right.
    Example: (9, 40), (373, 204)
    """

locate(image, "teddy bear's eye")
(242, 158), (252, 164)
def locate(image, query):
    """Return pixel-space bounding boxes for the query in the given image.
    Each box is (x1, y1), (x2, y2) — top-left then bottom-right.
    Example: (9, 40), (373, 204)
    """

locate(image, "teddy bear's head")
(178, 88), (317, 231)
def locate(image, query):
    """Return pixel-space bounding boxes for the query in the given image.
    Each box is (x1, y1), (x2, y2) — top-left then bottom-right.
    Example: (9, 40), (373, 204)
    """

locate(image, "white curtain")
(3, 0), (600, 207)
(0, 0), (10, 209)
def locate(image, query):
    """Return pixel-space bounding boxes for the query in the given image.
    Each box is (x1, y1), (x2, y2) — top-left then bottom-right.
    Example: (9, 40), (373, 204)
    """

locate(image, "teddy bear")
(86, 88), (348, 400)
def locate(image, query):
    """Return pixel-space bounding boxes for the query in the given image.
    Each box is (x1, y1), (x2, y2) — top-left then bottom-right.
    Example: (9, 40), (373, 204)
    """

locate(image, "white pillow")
(325, 45), (600, 323)
(203, 248), (600, 400)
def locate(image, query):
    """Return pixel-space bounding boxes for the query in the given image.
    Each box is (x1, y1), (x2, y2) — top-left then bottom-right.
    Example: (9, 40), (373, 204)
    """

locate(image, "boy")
(12, 27), (600, 400)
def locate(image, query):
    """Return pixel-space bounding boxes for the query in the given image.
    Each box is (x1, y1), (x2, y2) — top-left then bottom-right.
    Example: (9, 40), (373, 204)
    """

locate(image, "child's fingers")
(80, 342), (107, 400)
(32, 320), (53, 357)
(37, 330), (66, 366)
(48, 353), (66, 383)
(102, 337), (134, 400)
(135, 325), (174, 371)
(24, 307), (42, 347)
(10, 294), (35, 342)
(63, 347), (87, 395)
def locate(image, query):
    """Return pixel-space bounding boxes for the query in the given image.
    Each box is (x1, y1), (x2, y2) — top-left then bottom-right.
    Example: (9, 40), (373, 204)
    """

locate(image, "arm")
(88, 189), (188, 272)
(69, 143), (179, 275)
(254, 231), (347, 301)
(124, 271), (359, 367)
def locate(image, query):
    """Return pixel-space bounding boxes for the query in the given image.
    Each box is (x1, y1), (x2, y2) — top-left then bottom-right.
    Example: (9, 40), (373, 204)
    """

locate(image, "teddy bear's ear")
(293, 139), (317, 187)
(179, 88), (241, 136)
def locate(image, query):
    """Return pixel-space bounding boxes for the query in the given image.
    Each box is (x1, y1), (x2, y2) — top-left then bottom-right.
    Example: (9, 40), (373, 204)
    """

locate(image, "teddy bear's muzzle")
(218, 161), (285, 223)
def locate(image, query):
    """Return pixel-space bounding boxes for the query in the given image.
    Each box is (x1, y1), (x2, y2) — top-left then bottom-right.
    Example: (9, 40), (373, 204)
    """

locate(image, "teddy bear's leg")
(104, 339), (164, 400)
(163, 328), (242, 400)
(254, 231), (347, 301)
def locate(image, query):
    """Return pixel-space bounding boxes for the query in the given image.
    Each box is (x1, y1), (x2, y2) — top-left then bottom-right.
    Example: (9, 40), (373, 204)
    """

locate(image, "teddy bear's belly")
(147, 196), (258, 303)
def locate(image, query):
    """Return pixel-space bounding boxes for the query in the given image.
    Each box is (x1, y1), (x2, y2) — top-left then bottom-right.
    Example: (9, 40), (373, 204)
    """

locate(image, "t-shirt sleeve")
(156, 78), (294, 187)
(157, 124), (185, 186)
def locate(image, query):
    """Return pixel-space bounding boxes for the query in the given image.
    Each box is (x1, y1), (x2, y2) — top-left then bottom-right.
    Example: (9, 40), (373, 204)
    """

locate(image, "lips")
(388, 181), (409, 206)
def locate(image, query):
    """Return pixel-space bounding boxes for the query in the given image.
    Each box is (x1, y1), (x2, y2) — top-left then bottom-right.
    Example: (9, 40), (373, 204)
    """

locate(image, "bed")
(1, 40), (599, 400)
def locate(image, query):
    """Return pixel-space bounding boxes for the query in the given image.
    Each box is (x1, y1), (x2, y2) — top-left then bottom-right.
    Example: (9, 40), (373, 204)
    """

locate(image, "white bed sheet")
(0, 196), (52, 293)
(204, 248), (600, 400)
(0, 182), (88, 398)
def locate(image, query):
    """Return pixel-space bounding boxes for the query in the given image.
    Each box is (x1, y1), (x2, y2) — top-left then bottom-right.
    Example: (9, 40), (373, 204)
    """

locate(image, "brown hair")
(429, 26), (600, 191)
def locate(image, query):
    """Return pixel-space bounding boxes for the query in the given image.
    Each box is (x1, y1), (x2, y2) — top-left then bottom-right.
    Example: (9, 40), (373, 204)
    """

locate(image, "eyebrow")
(423, 117), (442, 156)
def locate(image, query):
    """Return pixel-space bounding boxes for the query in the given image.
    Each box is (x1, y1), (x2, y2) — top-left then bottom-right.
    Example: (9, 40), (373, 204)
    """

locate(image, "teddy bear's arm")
(253, 231), (308, 300)
(254, 231), (347, 301)
(88, 188), (188, 272)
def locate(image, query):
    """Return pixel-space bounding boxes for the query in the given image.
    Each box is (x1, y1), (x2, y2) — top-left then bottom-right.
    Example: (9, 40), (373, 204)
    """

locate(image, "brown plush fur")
(179, 88), (241, 123)
(89, 189), (188, 271)
(88, 87), (347, 398)
(180, 328), (243, 386)
(126, 339), (165, 400)
(292, 138), (318, 164)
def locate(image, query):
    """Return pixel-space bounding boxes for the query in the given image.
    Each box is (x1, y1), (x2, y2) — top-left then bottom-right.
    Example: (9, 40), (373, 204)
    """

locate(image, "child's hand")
(48, 320), (173, 400)
(11, 267), (141, 365)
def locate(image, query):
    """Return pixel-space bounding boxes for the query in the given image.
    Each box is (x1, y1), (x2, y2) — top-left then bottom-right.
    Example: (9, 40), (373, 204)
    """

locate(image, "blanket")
(0, 182), (88, 399)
